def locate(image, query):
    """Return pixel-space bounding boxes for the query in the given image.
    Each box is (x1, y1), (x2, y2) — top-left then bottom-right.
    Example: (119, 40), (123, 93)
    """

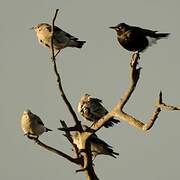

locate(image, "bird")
(21, 109), (52, 139)
(71, 125), (119, 159)
(90, 133), (119, 159)
(78, 94), (120, 128)
(31, 23), (86, 57)
(109, 23), (170, 53)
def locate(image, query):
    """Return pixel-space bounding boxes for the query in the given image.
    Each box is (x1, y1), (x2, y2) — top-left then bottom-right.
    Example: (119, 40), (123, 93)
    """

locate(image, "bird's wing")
(31, 113), (44, 126)
(90, 134), (112, 148)
(89, 97), (102, 103)
(54, 26), (78, 42)
(125, 27), (146, 38)
(141, 29), (158, 37)
(89, 99), (108, 119)
(133, 26), (158, 37)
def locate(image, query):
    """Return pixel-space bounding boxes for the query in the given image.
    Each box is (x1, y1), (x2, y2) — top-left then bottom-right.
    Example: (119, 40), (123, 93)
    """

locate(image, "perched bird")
(109, 23), (170, 52)
(21, 109), (52, 139)
(90, 133), (119, 159)
(31, 23), (86, 56)
(71, 125), (119, 159)
(78, 94), (120, 128)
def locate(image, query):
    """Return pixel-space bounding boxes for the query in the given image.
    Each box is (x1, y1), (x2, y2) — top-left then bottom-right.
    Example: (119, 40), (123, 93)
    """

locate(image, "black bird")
(109, 23), (170, 52)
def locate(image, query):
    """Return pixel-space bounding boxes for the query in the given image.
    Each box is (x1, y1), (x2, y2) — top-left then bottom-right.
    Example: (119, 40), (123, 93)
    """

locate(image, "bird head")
(24, 109), (31, 114)
(30, 23), (50, 32)
(78, 94), (91, 112)
(109, 23), (129, 34)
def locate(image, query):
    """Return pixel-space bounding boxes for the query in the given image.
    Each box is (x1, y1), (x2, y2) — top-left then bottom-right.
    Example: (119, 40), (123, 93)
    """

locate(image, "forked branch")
(34, 139), (82, 165)
(90, 53), (180, 133)
(60, 120), (79, 158)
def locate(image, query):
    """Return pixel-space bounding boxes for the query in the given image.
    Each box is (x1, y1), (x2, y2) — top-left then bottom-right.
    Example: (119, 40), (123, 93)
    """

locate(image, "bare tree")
(25, 9), (180, 180)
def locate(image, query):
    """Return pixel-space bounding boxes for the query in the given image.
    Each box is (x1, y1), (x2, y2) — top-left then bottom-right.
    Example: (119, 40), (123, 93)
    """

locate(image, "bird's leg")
(130, 51), (140, 67)
(78, 149), (86, 156)
(51, 50), (60, 61)
(54, 50), (61, 58)
(27, 135), (34, 140)
(25, 133), (39, 141)
(24, 132), (33, 139)
(92, 155), (96, 162)
(33, 137), (39, 143)
(52, 39), (71, 59)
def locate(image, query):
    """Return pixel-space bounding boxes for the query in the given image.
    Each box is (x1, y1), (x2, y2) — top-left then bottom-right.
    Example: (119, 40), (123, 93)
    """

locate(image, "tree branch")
(50, 9), (82, 130)
(34, 139), (82, 165)
(50, 9), (97, 179)
(59, 120), (80, 158)
(89, 54), (180, 132)
(58, 126), (79, 132)
(119, 53), (141, 110)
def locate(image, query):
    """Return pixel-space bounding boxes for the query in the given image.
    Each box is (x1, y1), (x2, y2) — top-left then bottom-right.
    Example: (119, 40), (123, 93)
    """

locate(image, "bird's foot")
(51, 50), (61, 62)
(130, 52), (140, 67)
(78, 149), (86, 156)
(25, 133), (38, 141)
(55, 50), (61, 58)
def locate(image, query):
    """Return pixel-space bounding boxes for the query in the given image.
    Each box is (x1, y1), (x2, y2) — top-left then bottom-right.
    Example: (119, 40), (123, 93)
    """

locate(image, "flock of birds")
(21, 21), (170, 159)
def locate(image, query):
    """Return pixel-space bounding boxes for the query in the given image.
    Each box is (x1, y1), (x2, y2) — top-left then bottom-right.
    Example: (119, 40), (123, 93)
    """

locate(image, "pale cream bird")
(31, 23), (86, 56)
(21, 109), (52, 139)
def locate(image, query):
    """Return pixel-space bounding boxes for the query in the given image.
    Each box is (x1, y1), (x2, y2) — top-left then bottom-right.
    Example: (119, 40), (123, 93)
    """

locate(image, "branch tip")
(159, 91), (163, 104)
(76, 167), (88, 173)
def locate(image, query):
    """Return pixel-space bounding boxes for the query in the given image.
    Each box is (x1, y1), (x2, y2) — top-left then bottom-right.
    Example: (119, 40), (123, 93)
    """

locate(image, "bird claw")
(130, 52), (140, 67)
(78, 149), (86, 156)
(26, 133), (38, 141)
(51, 49), (61, 62)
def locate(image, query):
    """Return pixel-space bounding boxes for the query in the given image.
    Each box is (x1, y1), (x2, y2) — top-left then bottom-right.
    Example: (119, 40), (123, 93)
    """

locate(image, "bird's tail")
(105, 147), (119, 158)
(104, 118), (120, 128)
(45, 128), (52, 132)
(143, 29), (170, 39)
(110, 151), (120, 158)
(70, 40), (86, 48)
(154, 32), (170, 39)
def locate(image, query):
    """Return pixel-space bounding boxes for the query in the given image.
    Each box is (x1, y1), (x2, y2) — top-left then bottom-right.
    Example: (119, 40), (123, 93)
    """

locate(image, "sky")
(0, 0), (180, 179)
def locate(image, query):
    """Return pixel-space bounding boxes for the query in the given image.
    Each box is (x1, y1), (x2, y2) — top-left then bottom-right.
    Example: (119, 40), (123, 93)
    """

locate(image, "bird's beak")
(109, 26), (116, 29)
(30, 26), (34, 30)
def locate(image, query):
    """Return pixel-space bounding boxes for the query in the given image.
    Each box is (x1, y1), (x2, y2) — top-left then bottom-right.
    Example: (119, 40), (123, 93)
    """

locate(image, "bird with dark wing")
(21, 109), (52, 139)
(90, 132), (119, 159)
(31, 23), (86, 57)
(78, 94), (120, 128)
(71, 125), (119, 159)
(110, 23), (170, 52)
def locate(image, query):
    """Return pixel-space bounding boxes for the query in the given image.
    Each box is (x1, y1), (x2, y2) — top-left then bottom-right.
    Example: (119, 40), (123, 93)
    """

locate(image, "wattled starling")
(78, 94), (120, 128)
(31, 23), (86, 56)
(109, 23), (170, 52)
